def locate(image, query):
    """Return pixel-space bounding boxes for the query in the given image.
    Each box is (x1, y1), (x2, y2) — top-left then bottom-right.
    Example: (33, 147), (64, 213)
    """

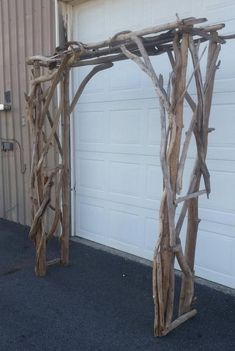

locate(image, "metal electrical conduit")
(0, 137), (27, 174)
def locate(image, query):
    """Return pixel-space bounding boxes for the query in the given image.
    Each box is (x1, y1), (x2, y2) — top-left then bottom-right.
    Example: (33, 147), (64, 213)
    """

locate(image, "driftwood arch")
(26, 17), (233, 336)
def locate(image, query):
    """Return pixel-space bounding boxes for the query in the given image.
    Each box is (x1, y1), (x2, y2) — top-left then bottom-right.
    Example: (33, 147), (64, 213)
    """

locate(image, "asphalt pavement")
(0, 218), (234, 351)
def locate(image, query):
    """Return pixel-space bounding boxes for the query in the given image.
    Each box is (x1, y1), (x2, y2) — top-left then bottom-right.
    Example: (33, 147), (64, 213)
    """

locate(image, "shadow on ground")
(0, 219), (234, 351)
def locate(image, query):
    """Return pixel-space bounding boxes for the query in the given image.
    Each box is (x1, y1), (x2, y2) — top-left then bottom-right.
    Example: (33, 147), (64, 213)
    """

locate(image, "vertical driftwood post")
(120, 24), (222, 336)
(33, 62), (46, 277)
(27, 57), (71, 275)
(61, 69), (70, 265)
(152, 32), (191, 336)
(179, 38), (221, 315)
(120, 32), (192, 336)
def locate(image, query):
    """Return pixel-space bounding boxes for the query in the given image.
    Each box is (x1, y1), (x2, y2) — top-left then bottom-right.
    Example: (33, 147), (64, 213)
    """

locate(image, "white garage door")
(71, 0), (235, 288)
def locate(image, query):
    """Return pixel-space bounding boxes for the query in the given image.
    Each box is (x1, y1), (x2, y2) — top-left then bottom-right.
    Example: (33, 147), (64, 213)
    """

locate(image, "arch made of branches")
(25, 17), (234, 336)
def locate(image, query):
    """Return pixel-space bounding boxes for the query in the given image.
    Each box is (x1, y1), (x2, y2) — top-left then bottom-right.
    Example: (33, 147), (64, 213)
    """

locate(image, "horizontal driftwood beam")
(26, 17), (228, 69)
(71, 37), (208, 68)
(162, 309), (197, 336)
(79, 32), (175, 60)
(83, 17), (207, 50)
(72, 47), (164, 67)
(175, 189), (207, 204)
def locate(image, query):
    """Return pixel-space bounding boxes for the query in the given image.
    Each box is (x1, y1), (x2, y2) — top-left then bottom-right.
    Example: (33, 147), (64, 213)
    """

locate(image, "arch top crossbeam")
(26, 16), (234, 337)
(27, 16), (229, 69)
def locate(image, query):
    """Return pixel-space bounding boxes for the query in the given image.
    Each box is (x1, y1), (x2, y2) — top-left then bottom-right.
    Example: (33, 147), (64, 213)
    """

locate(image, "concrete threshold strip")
(71, 237), (235, 297)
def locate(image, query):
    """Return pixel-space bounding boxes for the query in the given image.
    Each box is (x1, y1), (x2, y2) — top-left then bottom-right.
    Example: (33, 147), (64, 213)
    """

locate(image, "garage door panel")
(75, 110), (106, 145)
(77, 99), (157, 116)
(146, 165), (163, 201)
(105, 0), (134, 33)
(147, 108), (162, 146)
(195, 267), (235, 288)
(109, 61), (142, 91)
(109, 209), (143, 247)
(209, 105), (235, 148)
(77, 158), (161, 211)
(77, 196), (152, 258)
(199, 213), (235, 238)
(196, 231), (234, 276)
(126, 0), (153, 28)
(109, 161), (142, 198)
(73, 66), (109, 95)
(206, 0), (234, 9)
(79, 158), (106, 192)
(110, 109), (143, 145)
(214, 78), (235, 94)
(79, 201), (107, 239)
(72, 0), (235, 287)
(76, 77), (235, 106)
(200, 207), (235, 228)
(76, 87), (235, 107)
(151, 1), (192, 23)
(208, 159), (235, 174)
(76, 142), (161, 157)
(144, 217), (159, 253)
(215, 42), (235, 81)
(76, 62), (174, 104)
(74, 103), (235, 159)
(207, 147), (235, 162)
(74, 0), (106, 42)
(200, 170), (235, 212)
(205, 3), (235, 26)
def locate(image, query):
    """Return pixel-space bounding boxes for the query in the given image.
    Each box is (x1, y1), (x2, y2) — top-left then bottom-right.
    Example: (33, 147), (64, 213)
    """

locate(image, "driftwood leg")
(61, 69), (70, 265)
(33, 62), (46, 277)
(27, 62), (68, 274)
(120, 32), (193, 336)
(121, 27), (222, 335)
(179, 38), (221, 315)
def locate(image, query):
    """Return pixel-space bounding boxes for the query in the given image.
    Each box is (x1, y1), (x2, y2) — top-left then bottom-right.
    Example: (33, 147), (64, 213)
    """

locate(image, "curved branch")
(46, 171), (63, 241)
(121, 38), (171, 112)
(69, 62), (113, 114)
(29, 165), (63, 240)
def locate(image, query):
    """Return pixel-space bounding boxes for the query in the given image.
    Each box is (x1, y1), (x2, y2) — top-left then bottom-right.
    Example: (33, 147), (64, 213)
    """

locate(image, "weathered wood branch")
(60, 69), (70, 265)
(37, 97), (63, 171)
(178, 39), (221, 316)
(27, 17), (207, 66)
(32, 70), (58, 85)
(120, 38), (170, 115)
(69, 62), (113, 114)
(29, 165), (63, 240)
(40, 55), (71, 129)
(162, 309), (197, 336)
(46, 109), (63, 157)
(175, 189), (207, 204)
(46, 171), (63, 241)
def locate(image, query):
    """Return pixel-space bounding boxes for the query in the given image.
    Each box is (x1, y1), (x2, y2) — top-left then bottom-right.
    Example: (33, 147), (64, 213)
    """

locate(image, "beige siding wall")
(0, 0), (56, 225)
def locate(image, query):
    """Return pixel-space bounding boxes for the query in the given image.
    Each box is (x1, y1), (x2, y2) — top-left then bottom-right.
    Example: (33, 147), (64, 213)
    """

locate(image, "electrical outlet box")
(0, 103), (11, 111)
(21, 116), (26, 126)
(1, 141), (14, 151)
(0, 91), (12, 111)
